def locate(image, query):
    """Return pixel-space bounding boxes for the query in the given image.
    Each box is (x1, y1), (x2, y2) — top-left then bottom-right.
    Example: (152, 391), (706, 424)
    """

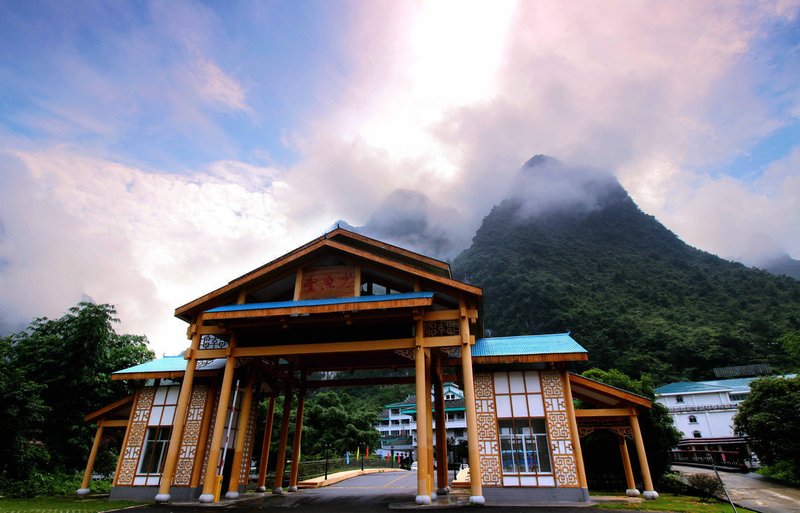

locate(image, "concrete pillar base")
(415, 495), (431, 505)
(626, 488), (641, 497)
(154, 493), (170, 503)
(225, 491), (239, 499)
(198, 494), (215, 503)
(469, 495), (486, 505)
(76, 488), (91, 496)
(256, 486), (267, 492)
(288, 485), (298, 492)
(272, 487), (284, 495)
(643, 490), (659, 500)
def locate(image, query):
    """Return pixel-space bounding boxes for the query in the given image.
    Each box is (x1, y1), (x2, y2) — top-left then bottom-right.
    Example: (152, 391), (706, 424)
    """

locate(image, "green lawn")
(593, 492), (757, 513)
(0, 496), (144, 513)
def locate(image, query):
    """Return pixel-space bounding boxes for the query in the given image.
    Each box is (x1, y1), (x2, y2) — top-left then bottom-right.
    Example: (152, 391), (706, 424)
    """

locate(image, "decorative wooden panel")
(115, 387), (155, 486)
(540, 371), (579, 487)
(172, 384), (209, 486)
(474, 372), (501, 486)
(238, 400), (259, 484)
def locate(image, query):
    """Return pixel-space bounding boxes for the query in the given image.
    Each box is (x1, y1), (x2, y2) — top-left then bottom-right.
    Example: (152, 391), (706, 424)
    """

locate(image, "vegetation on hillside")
(454, 187), (800, 382)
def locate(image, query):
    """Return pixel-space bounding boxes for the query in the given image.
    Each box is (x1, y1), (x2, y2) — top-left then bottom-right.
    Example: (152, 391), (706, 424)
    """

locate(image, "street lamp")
(324, 443), (331, 480)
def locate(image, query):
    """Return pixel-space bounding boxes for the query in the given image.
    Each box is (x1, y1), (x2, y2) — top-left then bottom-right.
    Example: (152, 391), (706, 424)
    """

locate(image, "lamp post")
(360, 443), (365, 471)
(324, 443), (331, 480)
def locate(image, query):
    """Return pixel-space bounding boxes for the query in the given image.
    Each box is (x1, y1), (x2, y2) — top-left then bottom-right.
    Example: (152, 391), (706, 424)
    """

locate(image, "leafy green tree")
(2, 302), (153, 479)
(298, 391), (380, 458)
(0, 336), (49, 481)
(734, 375), (800, 480)
(579, 369), (681, 487)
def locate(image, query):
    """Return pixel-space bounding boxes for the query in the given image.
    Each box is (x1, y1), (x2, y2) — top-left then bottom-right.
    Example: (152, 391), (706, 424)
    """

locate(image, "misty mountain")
(453, 157), (800, 382)
(760, 253), (800, 281)
(333, 189), (465, 259)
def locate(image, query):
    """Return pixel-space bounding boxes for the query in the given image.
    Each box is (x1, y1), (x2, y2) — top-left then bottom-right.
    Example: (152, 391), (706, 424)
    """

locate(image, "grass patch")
(0, 496), (144, 513)
(592, 492), (757, 512)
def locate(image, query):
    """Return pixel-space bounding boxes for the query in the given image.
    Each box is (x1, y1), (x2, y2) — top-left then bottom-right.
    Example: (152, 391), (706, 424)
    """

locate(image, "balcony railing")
(668, 404), (737, 413)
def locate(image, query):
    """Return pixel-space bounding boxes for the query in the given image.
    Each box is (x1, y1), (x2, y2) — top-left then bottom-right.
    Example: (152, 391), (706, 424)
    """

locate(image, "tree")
(579, 369), (681, 487)
(734, 375), (800, 480)
(1, 302), (154, 481)
(300, 391), (380, 458)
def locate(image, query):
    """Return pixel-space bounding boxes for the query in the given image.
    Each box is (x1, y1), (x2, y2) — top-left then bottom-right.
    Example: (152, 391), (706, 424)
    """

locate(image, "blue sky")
(1, 0), (798, 355)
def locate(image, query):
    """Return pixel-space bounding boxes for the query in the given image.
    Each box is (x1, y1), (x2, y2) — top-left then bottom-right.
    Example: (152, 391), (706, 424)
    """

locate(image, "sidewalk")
(298, 467), (406, 488)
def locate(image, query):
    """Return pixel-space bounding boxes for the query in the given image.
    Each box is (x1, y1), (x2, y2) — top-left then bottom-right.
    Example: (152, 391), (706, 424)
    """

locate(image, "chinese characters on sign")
(299, 266), (356, 299)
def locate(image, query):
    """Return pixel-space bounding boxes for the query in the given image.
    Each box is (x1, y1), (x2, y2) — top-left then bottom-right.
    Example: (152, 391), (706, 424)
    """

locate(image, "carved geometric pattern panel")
(473, 372), (501, 486)
(115, 388), (154, 486)
(541, 371), (578, 488)
(239, 398), (259, 485)
(423, 320), (459, 337)
(172, 384), (209, 486)
(577, 419), (633, 439)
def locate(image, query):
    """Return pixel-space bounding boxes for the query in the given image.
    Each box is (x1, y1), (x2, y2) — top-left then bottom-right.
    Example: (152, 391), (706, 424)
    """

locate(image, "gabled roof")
(569, 373), (652, 409)
(175, 228), (482, 322)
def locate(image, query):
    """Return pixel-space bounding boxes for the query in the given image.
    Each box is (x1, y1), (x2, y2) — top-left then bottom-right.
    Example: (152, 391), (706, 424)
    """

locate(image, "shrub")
(659, 471), (689, 494)
(686, 473), (722, 502)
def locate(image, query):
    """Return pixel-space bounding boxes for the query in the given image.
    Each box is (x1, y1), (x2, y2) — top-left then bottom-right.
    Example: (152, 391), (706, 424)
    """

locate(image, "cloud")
(0, 148), (293, 355)
(305, 0), (800, 262)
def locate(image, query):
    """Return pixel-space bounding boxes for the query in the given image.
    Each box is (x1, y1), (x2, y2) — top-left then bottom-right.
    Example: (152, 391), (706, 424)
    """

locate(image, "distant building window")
(676, 395), (684, 403)
(730, 393), (748, 402)
(445, 393), (456, 400)
(693, 431), (702, 438)
(688, 415), (698, 424)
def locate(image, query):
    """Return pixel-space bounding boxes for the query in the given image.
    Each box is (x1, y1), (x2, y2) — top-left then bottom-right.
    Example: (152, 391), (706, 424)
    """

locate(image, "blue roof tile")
(205, 292), (434, 313)
(113, 356), (226, 375)
(473, 333), (587, 357)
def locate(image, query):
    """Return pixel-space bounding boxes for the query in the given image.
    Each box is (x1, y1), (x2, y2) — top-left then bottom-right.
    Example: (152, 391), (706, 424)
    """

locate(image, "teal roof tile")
(472, 333), (587, 357)
(113, 355), (226, 375)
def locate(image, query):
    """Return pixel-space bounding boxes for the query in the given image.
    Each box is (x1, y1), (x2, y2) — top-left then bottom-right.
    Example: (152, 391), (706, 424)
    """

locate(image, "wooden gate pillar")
(77, 421), (105, 495)
(226, 372), (257, 498)
(414, 326), (431, 505)
(198, 354), (238, 503)
(155, 322), (204, 502)
(433, 357), (449, 495)
(288, 387), (307, 491)
(619, 435), (640, 497)
(631, 413), (658, 500)
(272, 387), (294, 494)
(256, 395), (276, 492)
(459, 298), (484, 505)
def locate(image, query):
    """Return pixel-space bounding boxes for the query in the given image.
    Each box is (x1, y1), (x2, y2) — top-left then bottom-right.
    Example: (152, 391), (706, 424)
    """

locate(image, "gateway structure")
(80, 228), (658, 504)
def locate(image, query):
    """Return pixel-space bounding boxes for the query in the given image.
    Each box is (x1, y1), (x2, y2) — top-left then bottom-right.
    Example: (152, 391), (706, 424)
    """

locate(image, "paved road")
(674, 465), (800, 513)
(138, 471), (630, 513)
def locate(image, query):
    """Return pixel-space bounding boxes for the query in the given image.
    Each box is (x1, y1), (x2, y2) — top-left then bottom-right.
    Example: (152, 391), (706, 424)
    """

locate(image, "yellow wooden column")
(630, 412), (658, 500)
(272, 387), (294, 494)
(561, 371), (588, 493)
(198, 353), (238, 503)
(619, 435), (640, 497)
(256, 395), (276, 492)
(425, 350), (435, 497)
(288, 387), (307, 492)
(459, 298), (484, 505)
(155, 323), (204, 503)
(433, 362), (449, 495)
(414, 327), (431, 505)
(77, 421), (104, 495)
(226, 373), (257, 499)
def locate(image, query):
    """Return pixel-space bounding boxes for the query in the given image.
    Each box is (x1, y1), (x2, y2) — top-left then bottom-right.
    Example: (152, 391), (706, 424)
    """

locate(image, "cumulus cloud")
(0, 148), (296, 355)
